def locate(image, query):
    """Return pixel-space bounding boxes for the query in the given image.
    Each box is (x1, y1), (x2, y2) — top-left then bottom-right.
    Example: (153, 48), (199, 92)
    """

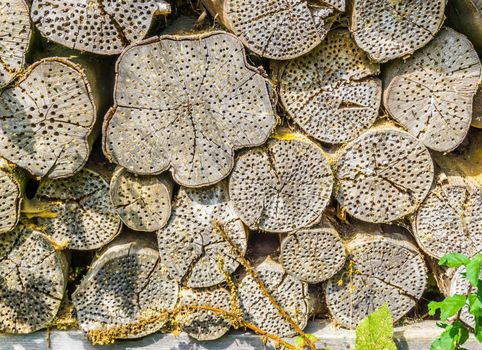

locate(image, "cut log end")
(229, 131), (333, 233)
(384, 27), (481, 152)
(280, 220), (347, 283)
(34, 168), (122, 250)
(157, 181), (247, 288)
(72, 237), (179, 339)
(0, 58), (96, 179)
(0, 165), (23, 234)
(325, 225), (427, 329)
(237, 257), (311, 337)
(279, 30), (381, 144)
(103, 31), (275, 187)
(351, 0), (446, 62)
(335, 126), (434, 223)
(110, 167), (173, 232)
(0, 226), (67, 333)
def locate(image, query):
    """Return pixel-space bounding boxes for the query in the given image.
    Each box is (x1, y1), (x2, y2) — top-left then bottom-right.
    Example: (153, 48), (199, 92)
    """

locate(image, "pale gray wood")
(384, 27), (481, 152)
(350, 0), (446, 62)
(31, 0), (171, 55)
(0, 158), (26, 233)
(103, 31), (276, 188)
(0, 0), (31, 86)
(279, 30), (381, 144)
(0, 58), (97, 179)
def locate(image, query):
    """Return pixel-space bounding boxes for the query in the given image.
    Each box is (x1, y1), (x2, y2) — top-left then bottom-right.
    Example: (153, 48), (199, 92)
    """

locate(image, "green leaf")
(293, 336), (304, 348)
(468, 294), (482, 316)
(475, 316), (482, 342)
(306, 333), (318, 343)
(428, 295), (467, 321)
(451, 321), (469, 346)
(465, 256), (482, 288)
(354, 303), (396, 350)
(430, 326), (456, 350)
(439, 253), (470, 268)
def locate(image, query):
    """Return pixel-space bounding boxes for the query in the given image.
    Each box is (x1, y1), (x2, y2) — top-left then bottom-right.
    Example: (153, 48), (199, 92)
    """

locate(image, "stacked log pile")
(0, 0), (481, 345)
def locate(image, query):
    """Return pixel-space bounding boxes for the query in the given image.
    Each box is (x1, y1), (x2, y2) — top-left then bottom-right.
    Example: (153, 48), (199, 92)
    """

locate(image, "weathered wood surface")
(447, 0), (482, 53)
(384, 27), (481, 152)
(325, 223), (427, 329)
(279, 29), (381, 144)
(0, 159), (25, 234)
(201, 0), (343, 59)
(157, 181), (247, 288)
(31, 0), (172, 55)
(72, 234), (179, 341)
(0, 225), (68, 333)
(110, 167), (173, 232)
(229, 131), (333, 233)
(103, 31), (276, 187)
(0, 58), (97, 179)
(350, 0), (446, 62)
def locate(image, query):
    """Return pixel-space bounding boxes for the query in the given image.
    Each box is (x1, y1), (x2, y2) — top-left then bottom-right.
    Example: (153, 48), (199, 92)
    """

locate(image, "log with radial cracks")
(229, 131), (333, 233)
(279, 219), (347, 284)
(201, 0), (344, 59)
(31, 0), (172, 55)
(72, 235), (179, 340)
(413, 175), (482, 259)
(177, 287), (231, 341)
(33, 168), (121, 250)
(157, 181), (247, 288)
(110, 167), (173, 232)
(237, 257), (312, 337)
(334, 125), (434, 223)
(0, 225), (68, 333)
(324, 224), (427, 329)
(350, 0), (446, 62)
(103, 31), (276, 188)
(279, 30), (381, 144)
(0, 158), (26, 234)
(384, 27), (481, 152)
(0, 0), (31, 86)
(0, 58), (96, 179)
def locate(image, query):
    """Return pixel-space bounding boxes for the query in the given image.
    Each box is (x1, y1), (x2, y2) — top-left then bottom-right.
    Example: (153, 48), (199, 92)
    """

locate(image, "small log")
(0, 58), (97, 179)
(237, 257), (312, 337)
(446, 0), (482, 53)
(412, 174), (482, 259)
(324, 223), (427, 329)
(177, 287), (231, 341)
(279, 219), (347, 284)
(31, 0), (172, 55)
(72, 234), (179, 340)
(229, 130), (333, 233)
(0, 158), (26, 233)
(0, 0), (32, 86)
(33, 168), (122, 250)
(157, 181), (247, 288)
(472, 88), (482, 128)
(201, 0), (343, 60)
(383, 27), (481, 152)
(350, 0), (446, 62)
(0, 225), (68, 333)
(334, 124), (434, 223)
(279, 29), (381, 144)
(103, 31), (276, 188)
(110, 166), (173, 232)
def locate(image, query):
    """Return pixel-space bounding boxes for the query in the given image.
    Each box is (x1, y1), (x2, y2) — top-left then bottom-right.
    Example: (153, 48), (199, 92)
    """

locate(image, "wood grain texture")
(0, 159), (26, 234)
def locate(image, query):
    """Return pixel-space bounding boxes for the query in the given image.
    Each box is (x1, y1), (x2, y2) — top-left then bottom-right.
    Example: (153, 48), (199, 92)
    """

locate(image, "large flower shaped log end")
(103, 31), (276, 188)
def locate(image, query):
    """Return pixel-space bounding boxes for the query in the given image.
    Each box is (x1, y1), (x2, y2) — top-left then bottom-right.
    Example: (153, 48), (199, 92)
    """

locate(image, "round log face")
(325, 233), (427, 329)
(0, 169), (21, 234)
(449, 266), (479, 329)
(414, 176), (482, 259)
(73, 241), (179, 339)
(384, 28), (481, 152)
(177, 287), (231, 341)
(335, 127), (434, 223)
(0, 0), (31, 86)
(157, 181), (247, 288)
(35, 168), (122, 250)
(110, 167), (172, 232)
(280, 223), (347, 283)
(31, 0), (163, 55)
(237, 258), (310, 337)
(280, 30), (381, 144)
(103, 31), (275, 187)
(0, 58), (96, 179)
(229, 133), (333, 233)
(350, 0), (446, 62)
(0, 226), (66, 333)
